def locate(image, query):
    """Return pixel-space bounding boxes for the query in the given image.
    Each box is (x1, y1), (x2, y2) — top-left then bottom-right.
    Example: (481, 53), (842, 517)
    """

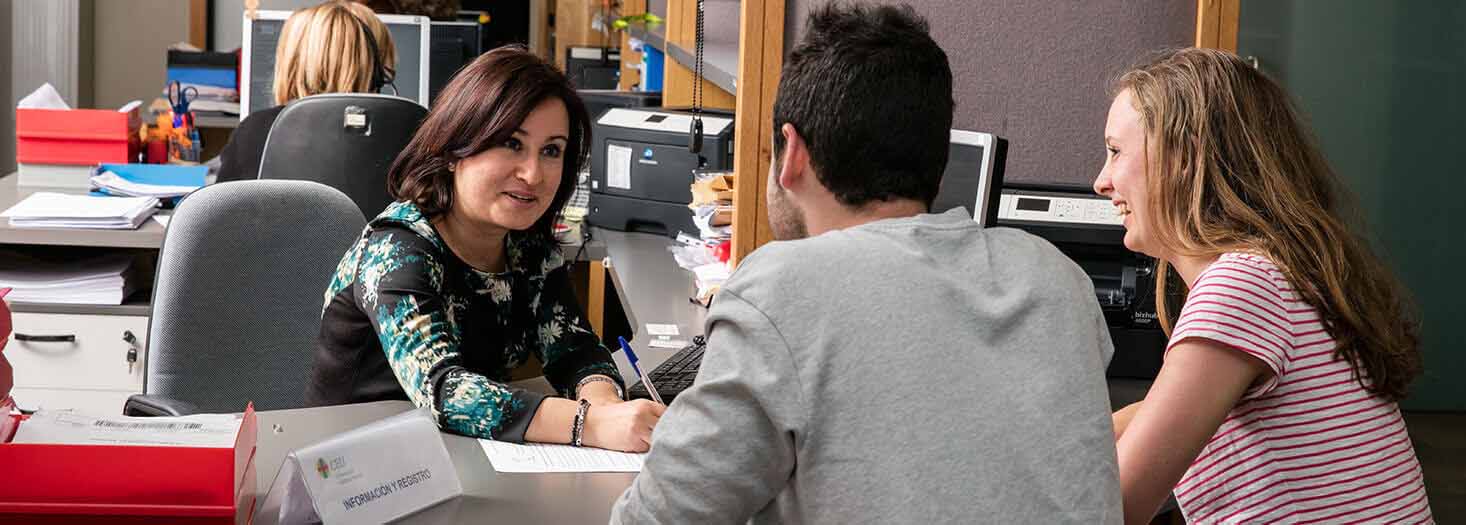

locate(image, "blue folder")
(98, 163), (208, 187)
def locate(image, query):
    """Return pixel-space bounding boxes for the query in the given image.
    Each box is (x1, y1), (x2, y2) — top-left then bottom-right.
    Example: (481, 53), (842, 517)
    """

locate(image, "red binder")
(15, 107), (141, 165)
(0, 405), (259, 524)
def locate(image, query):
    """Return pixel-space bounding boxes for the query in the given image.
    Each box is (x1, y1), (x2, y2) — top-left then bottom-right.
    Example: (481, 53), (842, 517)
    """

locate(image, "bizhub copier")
(587, 108), (735, 238)
(994, 184), (1168, 379)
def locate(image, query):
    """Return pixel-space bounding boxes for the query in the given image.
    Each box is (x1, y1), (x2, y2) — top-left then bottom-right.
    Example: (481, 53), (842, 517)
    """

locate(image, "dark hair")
(388, 45), (593, 242)
(772, 1), (953, 208)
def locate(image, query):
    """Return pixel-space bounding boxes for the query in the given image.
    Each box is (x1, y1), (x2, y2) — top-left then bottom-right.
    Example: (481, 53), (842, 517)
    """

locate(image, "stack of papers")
(688, 172), (735, 243)
(0, 252), (136, 305)
(92, 163), (207, 199)
(2, 193), (159, 230)
(11, 409), (243, 447)
(691, 204), (734, 242)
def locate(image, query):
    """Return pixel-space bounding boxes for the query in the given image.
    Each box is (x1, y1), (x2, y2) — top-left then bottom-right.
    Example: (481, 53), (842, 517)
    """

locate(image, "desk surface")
(249, 229), (1152, 523)
(594, 228), (708, 382)
(253, 400), (635, 524)
(0, 173), (167, 249)
(250, 231), (693, 523)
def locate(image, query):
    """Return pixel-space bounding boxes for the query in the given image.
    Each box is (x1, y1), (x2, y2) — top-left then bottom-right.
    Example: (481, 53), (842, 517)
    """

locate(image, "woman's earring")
(448, 162), (456, 173)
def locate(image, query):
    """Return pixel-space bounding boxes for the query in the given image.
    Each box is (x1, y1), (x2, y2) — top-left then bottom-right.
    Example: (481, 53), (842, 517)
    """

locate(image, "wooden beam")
(617, 0), (647, 90)
(530, 0), (551, 60)
(1195, 0), (1240, 51)
(730, 0), (785, 265)
(189, 0), (208, 50)
(1217, 0), (1240, 52)
(588, 259), (606, 337)
(555, 0), (615, 69)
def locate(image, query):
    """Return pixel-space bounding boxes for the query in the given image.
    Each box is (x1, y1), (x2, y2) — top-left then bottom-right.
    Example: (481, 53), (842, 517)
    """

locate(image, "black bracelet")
(571, 399), (591, 447)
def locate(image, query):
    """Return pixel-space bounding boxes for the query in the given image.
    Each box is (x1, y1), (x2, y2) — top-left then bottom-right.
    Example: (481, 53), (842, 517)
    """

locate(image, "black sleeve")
(214, 107), (277, 183)
(357, 227), (548, 442)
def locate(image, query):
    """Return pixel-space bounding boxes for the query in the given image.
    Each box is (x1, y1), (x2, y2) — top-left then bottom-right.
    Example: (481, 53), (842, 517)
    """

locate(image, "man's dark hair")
(388, 45), (592, 242)
(773, 1), (953, 208)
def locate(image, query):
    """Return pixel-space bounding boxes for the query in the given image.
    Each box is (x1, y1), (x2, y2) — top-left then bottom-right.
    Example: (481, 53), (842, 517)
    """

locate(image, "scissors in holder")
(168, 80), (198, 127)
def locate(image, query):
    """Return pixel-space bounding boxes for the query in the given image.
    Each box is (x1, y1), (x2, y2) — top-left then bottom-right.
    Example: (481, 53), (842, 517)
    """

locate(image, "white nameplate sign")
(267, 408), (463, 524)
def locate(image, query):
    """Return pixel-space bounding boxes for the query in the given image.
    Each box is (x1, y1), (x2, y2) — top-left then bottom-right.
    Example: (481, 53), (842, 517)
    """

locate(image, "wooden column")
(189, 0), (208, 49)
(729, 0), (785, 265)
(1195, 0), (1240, 51)
(617, 0), (647, 90)
(587, 259), (606, 337)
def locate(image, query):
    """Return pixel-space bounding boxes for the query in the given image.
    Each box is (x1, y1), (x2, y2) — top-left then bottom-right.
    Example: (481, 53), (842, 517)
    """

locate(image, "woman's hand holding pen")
(583, 399), (666, 452)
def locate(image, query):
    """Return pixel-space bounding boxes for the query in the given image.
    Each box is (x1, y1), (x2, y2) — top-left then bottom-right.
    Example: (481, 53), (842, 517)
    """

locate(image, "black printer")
(994, 184), (1168, 379)
(587, 108), (735, 238)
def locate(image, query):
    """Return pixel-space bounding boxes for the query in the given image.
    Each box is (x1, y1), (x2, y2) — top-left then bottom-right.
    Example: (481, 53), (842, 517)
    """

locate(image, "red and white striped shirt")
(1167, 253), (1432, 524)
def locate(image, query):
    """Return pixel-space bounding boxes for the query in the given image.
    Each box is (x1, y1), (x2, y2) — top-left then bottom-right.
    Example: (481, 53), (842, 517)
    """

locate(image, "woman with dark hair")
(305, 47), (664, 452)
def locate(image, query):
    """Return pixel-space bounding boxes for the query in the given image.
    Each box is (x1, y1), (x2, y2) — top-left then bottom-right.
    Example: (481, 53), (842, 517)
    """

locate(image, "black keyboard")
(628, 336), (706, 404)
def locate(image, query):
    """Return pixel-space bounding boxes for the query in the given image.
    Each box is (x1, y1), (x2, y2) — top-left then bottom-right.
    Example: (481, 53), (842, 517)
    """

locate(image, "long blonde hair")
(1117, 48), (1421, 401)
(272, 1), (396, 106)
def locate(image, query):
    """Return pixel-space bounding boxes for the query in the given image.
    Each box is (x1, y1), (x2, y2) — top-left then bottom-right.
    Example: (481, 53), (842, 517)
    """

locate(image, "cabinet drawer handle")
(14, 333), (77, 343)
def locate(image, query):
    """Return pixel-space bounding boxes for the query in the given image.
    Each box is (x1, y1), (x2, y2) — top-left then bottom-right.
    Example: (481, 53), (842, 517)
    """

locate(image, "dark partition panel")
(783, 0), (1194, 188)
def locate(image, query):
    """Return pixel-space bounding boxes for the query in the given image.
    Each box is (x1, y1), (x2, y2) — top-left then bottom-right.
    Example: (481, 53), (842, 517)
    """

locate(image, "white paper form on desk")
(11, 410), (242, 447)
(479, 439), (645, 473)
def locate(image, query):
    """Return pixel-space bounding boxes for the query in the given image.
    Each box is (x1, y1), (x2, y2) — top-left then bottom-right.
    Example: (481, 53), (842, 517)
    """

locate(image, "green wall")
(1239, 1), (1465, 410)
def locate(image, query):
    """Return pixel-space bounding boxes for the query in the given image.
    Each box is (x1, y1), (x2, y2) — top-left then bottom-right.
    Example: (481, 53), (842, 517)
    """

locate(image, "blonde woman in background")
(1096, 48), (1431, 524)
(217, 1), (396, 183)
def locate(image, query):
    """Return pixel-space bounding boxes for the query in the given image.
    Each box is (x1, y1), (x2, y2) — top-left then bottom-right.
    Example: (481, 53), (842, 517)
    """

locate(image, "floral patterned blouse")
(304, 202), (623, 442)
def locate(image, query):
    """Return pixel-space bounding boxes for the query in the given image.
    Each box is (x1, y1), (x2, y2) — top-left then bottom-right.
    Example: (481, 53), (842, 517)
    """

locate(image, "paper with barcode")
(479, 439), (645, 473)
(10, 410), (242, 447)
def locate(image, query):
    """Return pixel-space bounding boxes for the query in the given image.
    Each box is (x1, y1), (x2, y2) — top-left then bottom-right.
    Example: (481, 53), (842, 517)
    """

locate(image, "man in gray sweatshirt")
(611, 3), (1122, 523)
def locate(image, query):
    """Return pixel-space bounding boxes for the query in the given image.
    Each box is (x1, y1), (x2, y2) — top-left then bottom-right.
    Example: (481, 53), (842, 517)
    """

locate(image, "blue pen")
(619, 336), (665, 404)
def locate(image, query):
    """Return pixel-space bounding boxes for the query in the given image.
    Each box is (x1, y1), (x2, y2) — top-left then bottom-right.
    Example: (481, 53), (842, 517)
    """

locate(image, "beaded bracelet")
(576, 375), (624, 400)
(571, 399), (591, 447)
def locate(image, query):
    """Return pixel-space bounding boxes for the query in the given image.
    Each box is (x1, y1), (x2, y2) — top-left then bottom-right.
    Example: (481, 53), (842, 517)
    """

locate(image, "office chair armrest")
(123, 394), (199, 417)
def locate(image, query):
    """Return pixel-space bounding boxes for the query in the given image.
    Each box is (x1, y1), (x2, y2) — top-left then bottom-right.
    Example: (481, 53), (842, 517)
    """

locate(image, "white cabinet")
(6, 312), (148, 413)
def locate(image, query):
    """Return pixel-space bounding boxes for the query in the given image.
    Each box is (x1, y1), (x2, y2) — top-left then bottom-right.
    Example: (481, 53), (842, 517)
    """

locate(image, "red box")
(0, 405), (259, 524)
(16, 107), (141, 165)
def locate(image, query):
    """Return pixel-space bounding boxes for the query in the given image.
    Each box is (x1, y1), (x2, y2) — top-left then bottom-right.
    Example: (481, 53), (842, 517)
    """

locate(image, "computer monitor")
(241, 10), (431, 118)
(930, 129), (1007, 227)
(429, 21), (482, 106)
(565, 47), (621, 90)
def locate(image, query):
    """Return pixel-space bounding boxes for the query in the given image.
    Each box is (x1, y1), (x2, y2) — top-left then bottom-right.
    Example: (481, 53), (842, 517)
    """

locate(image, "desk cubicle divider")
(0, 404), (258, 524)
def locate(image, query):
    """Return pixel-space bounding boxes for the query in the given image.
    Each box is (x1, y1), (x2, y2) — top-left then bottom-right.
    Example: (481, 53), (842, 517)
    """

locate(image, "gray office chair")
(258, 93), (427, 219)
(124, 180), (366, 416)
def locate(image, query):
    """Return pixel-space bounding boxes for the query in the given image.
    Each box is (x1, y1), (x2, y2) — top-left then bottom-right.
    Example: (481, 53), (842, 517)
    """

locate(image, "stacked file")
(166, 48), (241, 116)
(682, 172), (736, 302)
(0, 252), (137, 305)
(688, 172), (735, 243)
(91, 164), (207, 199)
(1, 193), (159, 230)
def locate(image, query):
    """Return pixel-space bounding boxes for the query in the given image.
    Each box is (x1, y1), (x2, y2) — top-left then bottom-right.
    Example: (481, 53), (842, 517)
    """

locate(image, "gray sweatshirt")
(611, 208), (1122, 524)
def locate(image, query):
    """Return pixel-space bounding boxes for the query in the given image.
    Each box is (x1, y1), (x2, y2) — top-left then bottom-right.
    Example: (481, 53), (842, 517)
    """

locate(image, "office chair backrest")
(258, 93), (426, 219)
(145, 180), (366, 412)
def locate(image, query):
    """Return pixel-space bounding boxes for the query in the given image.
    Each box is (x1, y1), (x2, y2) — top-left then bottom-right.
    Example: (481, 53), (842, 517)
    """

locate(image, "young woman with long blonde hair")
(1096, 48), (1431, 524)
